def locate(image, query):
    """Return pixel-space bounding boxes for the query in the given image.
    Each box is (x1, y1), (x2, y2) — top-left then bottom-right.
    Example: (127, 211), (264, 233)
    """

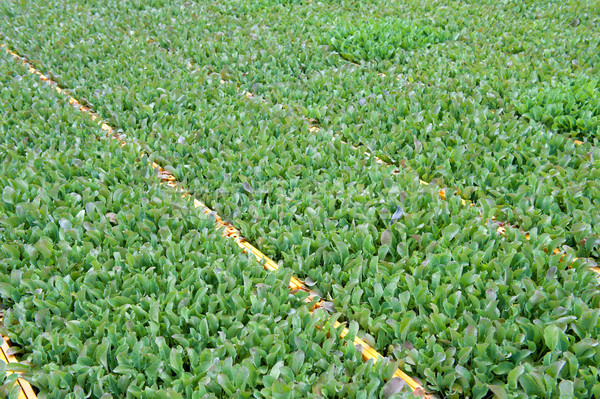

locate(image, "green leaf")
(381, 229), (392, 246)
(382, 378), (405, 398)
(291, 350), (305, 374)
(559, 380), (574, 398)
(2, 186), (15, 204)
(96, 342), (109, 370)
(543, 324), (560, 351)
(334, 239), (349, 261)
(519, 372), (546, 395)
(345, 321), (359, 343)
(1, 244), (20, 259)
(507, 365), (524, 389)
(234, 366), (249, 390)
(464, 325), (477, 347)
(33, 238), (53, 259)
(169, 348), (183, 375)
(217, 373), (235, 395)
(585, 236), (600, 253)
(443, 223), (460, 241)
(545, 360), (565, 379)
(488, 384), (508, 399)
(6, 363), (29, 373)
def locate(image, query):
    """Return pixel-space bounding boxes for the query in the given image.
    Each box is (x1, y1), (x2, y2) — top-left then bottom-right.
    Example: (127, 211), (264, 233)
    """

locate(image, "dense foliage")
(516, 77), (600, 137)
(0, 361), (23, 398)
(0, 54), (407, 398)
(1, 0), (600, 397)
